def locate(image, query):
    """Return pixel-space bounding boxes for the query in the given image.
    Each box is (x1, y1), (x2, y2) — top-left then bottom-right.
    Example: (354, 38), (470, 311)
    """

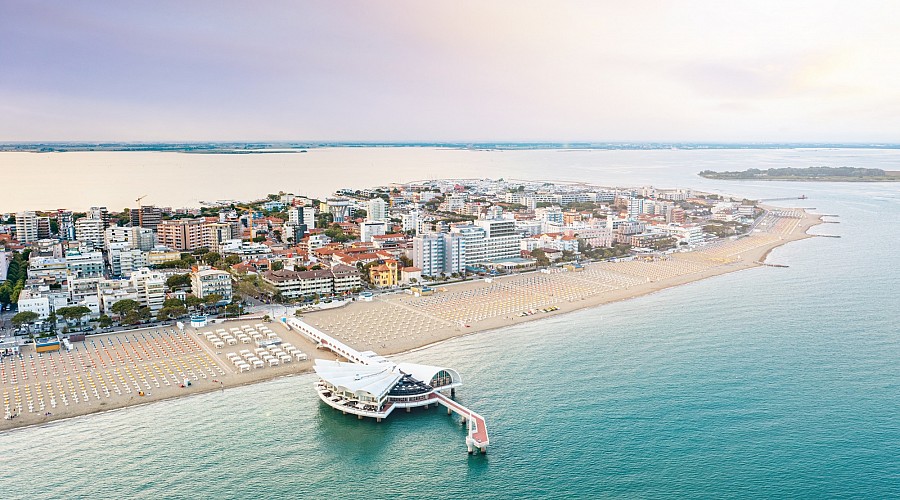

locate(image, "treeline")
(0, 250), (30, 306)
(700, 167), (886, 179)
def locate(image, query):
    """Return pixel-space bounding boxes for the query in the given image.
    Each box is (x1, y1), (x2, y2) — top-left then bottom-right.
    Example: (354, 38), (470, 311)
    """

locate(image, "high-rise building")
(131, 206), (162, 230)
(105, 226), (156, 251)
(628, 198), (644, 219)
(449, 219), (520, 266)
(303, 206), (316, 229)
(412, 233), (466, 277)
(88, 206), (110, 229)
(130, 268), (166, 312)
(74, 217), (105, 249)
(367, 198), (387, 222)
(202, 222), (233, 253)
(56, 210), (75, 240)
(157, 218), (204, 251)
(15, 211), (39, 243)
(402, 211), (420, 234)
(36, 216), (51, 240)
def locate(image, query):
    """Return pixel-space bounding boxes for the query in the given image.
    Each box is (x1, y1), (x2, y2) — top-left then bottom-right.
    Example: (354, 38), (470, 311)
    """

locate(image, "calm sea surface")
(0, 149), (898, 498)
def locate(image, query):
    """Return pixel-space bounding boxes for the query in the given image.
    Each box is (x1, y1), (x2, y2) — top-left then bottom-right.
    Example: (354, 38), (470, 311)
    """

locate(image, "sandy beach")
(1, 208), (822, 432)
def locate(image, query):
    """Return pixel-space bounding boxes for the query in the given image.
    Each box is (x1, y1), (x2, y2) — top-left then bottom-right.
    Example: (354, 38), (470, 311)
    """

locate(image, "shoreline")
(1, 209), (823, 433)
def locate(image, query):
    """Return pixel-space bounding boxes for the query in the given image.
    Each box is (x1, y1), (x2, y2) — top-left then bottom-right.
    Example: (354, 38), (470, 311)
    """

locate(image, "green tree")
(202, 252), (221, 266)
(157, 305), (187, 321)
(224, 255), (241, 266)
(56, 306), (91, 324)
(271, 261), (284, 271)
(98, 314), (113, 328)
(166, 274), (192, 290)
(110, 299), (140, 318)
(531, 248), (551, 267)
(11, 311), (39, 328)
(203, 294), (224, 309)
(163, 298), (185, 308)
(185, 295), (203, 310)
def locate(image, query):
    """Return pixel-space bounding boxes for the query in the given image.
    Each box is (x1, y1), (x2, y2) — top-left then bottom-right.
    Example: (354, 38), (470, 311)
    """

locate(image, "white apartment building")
(105, 226), (155, 251)
(412, 233), (466, 277)
(65, 250), (105, 278)
(15, 211), (39, 243)
(108, 243), (148, 277)
(520, 234), (580, 253)
(75, 217), (105, 249)
(28, 256), (68, 283)
(651, 224), (704, 246)
(220, 240), (273, 261)
(17, 289), (51, 319)
(449, 219), (520, 267)
(367, 198), (387, 222)
(202, 222), (233, 253)
(262, 269), (335, 298)
(190, 267), (233, 303)
(130, 268), (166, 312)
(360, 221), (387, 243)
(402, 211), (420, 234)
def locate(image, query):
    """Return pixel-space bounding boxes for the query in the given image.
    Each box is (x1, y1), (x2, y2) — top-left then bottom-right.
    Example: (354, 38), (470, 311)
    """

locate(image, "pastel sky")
(2, 1), (899, 142)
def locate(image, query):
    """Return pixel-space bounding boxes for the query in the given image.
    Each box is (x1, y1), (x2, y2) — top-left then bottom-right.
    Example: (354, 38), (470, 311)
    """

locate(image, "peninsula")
(699, 166), (900, 181)
(1, 178), (825, 431)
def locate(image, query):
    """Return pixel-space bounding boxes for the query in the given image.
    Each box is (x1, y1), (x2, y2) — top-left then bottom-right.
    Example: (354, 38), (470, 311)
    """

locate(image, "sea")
(0, 148), (898, 498)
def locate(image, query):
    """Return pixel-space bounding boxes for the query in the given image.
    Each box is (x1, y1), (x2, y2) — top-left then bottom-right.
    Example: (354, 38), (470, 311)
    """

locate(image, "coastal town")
(0, 178), (820, 429)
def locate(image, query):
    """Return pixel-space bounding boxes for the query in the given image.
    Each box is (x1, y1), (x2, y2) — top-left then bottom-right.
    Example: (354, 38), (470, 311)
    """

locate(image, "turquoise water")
(1, 153), (899, 498)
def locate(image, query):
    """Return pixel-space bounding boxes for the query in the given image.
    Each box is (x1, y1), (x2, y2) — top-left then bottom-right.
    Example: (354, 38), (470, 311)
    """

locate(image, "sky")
(1, 0), (899, 143)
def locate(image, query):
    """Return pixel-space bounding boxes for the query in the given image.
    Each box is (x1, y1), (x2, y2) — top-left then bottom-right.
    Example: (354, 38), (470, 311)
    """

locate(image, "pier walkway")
(430, 392), (490, 453)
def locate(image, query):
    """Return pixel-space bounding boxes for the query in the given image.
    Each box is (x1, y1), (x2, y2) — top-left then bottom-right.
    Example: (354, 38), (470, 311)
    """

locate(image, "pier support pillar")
(358, 415), (362, 420)
(461, 416), (466, 424)
(480, 447), (486, 454)
(451, 388), (455, 397)
(448, 407), (452, 415)
(342, 410), (346, 415)
(376, 418), (381, 423)
(406, 407), (410, 413)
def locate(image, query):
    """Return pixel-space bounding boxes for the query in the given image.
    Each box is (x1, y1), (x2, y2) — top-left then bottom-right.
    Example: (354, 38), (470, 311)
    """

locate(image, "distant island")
(699, 166), (900, 182)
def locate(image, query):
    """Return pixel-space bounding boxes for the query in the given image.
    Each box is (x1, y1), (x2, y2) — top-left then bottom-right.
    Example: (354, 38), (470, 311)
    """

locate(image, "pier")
(431, 392), (490, 453)
(283, 317), (489, 453)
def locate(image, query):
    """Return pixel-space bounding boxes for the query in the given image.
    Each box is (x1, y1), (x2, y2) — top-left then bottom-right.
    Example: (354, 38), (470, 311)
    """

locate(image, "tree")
(166, 274), (192, 290)
(271, 261), (284, 271)
(110, 299), (140, 318)
(202, 252), (221, 266)
(56, 306), (91, 324)
(203, 293), (223, 305)
(11, 311), (39, 328)
(98, 314), (113, 328)
(185, 295), (203, 310)
(224, 255), (241, 266)
(157, 305), (187, 321)
(163, 298), (185, 308)
(531, 248), (551, 267)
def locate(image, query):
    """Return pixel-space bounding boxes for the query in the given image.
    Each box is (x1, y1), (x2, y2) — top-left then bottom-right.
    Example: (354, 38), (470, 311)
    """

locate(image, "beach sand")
(1, 209), (822, 431)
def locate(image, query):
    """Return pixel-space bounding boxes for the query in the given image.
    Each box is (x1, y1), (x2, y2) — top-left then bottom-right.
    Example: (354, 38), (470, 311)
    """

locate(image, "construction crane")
(135, 194), (148, 227)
